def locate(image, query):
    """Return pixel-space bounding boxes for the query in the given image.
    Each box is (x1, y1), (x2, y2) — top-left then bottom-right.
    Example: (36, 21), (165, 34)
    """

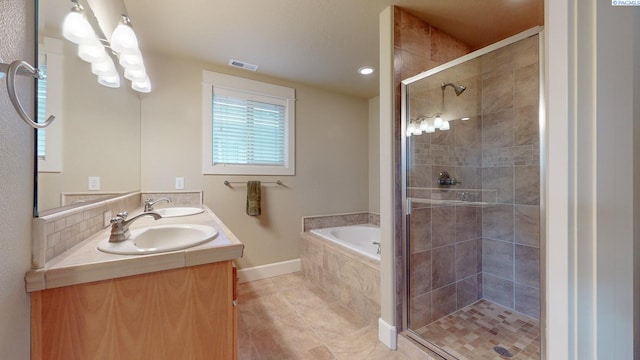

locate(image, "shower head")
(441, 82), (466, 96)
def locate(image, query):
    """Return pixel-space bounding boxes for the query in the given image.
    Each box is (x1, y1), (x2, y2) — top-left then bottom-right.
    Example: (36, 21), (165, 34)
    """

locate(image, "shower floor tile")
(414, 299), (540, 359)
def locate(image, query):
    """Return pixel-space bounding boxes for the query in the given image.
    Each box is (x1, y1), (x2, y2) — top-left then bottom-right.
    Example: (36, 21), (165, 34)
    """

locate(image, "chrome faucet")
(109, 211), (162, 242)
(144, 197), (171, 212)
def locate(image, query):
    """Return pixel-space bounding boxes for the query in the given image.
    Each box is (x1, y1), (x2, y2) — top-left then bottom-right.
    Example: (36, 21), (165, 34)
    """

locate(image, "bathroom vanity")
(26, 206), (243, 360)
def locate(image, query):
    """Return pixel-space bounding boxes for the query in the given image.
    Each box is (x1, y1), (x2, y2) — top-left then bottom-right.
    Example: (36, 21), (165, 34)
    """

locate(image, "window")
(202, 71), (295, 175)
(36, 64), (47, 160)
(37, 37), (63, 173)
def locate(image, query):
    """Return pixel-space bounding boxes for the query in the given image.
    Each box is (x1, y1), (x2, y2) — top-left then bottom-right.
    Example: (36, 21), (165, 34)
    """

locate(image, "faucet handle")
(110, 211), (128, 224)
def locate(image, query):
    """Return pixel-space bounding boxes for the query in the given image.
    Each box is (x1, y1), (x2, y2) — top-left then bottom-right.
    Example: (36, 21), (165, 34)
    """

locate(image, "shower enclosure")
(401, 28), (543, 359)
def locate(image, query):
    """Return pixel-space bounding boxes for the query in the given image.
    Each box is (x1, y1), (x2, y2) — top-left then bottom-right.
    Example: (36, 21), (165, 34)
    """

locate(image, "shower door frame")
(400, 26), (546, 359)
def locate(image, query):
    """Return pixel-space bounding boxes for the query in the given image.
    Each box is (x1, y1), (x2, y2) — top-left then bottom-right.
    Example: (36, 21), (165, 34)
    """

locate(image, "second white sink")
(97, 224), (218, 255)
(154, 207), (204, 218)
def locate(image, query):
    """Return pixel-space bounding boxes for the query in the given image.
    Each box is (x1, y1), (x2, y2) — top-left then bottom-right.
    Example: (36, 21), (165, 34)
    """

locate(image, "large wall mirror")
(36, 0), (141, 214)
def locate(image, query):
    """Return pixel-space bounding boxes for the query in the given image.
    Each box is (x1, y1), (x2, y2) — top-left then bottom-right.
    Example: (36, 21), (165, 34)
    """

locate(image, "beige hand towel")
(246, 181), (261, 216)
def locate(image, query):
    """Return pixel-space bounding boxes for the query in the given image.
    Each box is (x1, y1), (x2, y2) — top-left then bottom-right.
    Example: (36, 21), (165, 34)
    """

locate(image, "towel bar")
(224, 180), (283, 186)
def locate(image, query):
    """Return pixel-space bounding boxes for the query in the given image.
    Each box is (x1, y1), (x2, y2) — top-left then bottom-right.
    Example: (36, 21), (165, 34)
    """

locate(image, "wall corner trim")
(378, 317), (398, 350)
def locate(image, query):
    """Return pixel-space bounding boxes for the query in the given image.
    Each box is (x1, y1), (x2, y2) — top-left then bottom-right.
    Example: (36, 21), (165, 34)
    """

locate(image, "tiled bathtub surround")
(302, 212), (379, 232)
(300, 230), (380, 325)
(32, 191), (204, 269)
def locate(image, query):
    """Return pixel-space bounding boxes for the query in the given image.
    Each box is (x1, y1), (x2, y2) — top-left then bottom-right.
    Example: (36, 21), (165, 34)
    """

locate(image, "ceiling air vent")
(228, 59), (259, 71)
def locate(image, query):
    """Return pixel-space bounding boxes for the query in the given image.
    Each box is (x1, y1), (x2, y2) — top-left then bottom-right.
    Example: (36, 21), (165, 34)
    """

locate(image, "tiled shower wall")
(393, 7), (473, 329)
(397, 8), (541, 327)
(480, 35), (540, 319)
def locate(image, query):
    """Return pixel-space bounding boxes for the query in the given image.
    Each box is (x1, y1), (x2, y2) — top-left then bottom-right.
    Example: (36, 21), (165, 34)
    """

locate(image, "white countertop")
(25, 206), (244, 292)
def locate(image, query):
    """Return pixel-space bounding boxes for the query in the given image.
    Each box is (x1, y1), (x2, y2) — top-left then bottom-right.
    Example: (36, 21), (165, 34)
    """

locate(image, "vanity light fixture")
(407, 113), (459, 137)
(61, 1), (151, 93)
(358, 66), (375, 75)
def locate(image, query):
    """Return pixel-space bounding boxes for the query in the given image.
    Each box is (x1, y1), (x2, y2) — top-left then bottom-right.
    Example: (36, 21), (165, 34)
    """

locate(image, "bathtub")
(310, 224), (380, 261)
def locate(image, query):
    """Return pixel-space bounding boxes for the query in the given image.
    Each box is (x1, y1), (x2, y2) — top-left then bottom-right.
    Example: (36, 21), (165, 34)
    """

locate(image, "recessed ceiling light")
(358, 66), (375, 75)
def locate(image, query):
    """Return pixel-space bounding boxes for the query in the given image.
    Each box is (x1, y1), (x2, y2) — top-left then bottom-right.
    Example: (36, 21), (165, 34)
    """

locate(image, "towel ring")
(1, 60), (55, 129)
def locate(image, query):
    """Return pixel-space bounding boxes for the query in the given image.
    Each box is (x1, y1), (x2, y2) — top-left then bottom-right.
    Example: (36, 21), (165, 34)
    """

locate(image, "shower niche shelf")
(407, 187), (497, 208)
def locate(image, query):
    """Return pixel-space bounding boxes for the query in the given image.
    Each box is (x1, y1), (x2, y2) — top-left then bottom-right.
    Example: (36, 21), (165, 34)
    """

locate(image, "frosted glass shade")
(118, 50), (144, 70)
(78, 41), (107, 63)
(111, 23), (139, 55)
(124, 67), (147, 82)
(62, 11), (95, 45)
(91, 57), (117, 76)
(131, 76), (151, 93)
(433, 115), (443, 128)
(98, 73), (121, 88)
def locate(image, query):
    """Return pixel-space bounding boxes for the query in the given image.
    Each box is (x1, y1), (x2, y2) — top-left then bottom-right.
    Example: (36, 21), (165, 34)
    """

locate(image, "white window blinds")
(202, 70), (295, 175)
(211, 88), (287, 166)
(36, 64), (47, 160)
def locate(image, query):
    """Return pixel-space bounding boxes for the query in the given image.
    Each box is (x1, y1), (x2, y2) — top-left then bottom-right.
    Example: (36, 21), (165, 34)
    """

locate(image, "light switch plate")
(88, 176), (100, 191)
(175, 177), (185, 190)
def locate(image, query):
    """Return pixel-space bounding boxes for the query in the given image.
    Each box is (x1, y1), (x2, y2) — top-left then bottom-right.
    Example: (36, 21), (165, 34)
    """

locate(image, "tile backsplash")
(301, 212), (379, 232)
(32, 191), (203, 269)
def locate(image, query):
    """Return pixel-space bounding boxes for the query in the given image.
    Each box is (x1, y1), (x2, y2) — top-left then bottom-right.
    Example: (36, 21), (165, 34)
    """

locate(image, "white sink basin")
(154, 207), (204, 218)
(97, 224), (218, 255)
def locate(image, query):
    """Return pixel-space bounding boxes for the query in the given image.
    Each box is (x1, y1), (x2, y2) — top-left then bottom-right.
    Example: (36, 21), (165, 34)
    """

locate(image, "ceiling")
(48, 0), (543, 99)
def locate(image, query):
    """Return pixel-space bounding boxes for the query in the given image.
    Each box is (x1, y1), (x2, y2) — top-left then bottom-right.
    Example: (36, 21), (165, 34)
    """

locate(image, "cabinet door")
(32, 261), (235, 360)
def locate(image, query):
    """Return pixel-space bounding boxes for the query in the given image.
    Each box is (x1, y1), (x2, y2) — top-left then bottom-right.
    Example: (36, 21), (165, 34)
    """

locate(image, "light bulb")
(62, 7), (95, 45)
(132, 76), (151, 93)
(440, 119), (450, 130)
(461, 117), (470, 121)
(434, 114), (443, 128)
(111, 18), (139, 55)
(98, 73), (121, 88)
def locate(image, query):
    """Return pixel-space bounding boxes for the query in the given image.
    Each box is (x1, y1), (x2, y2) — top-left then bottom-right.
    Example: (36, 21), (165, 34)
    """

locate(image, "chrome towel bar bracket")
(0, 59), (55, 129)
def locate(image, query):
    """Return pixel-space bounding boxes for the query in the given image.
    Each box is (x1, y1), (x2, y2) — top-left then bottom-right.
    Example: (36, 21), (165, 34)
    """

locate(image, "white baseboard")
(378, 317), (397, 350)
(237, 259), (301, 283)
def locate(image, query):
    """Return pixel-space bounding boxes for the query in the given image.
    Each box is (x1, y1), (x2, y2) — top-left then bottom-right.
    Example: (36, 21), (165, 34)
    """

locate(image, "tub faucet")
(109, 211), (162, 242)
(144, 197), (171, 212)
(373, 241), (381, 255)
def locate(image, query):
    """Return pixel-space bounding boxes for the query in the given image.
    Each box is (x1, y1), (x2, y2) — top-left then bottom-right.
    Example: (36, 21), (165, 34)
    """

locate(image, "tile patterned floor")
(238, 273), (540, 359)
(415, 299), (540, 359)
(237, 272), (436, 360)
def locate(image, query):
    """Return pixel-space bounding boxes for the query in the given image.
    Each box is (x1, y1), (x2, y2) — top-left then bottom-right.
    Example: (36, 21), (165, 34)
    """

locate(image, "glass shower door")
(402, 31), (542, 360)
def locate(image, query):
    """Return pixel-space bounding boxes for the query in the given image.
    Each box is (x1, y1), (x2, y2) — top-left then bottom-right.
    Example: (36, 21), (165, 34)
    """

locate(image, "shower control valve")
(437, 171), (460, 186)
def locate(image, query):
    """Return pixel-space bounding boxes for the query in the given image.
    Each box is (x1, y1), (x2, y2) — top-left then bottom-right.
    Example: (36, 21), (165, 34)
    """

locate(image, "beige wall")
(368, 96), (380, 214)
(38, 40), (141, 211)
(0, 1), (34, 358)
(141, 54), (370, 269)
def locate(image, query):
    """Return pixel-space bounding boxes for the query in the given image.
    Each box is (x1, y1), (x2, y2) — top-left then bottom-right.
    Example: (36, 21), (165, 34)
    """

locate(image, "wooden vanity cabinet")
(31, 260), (238, 360)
